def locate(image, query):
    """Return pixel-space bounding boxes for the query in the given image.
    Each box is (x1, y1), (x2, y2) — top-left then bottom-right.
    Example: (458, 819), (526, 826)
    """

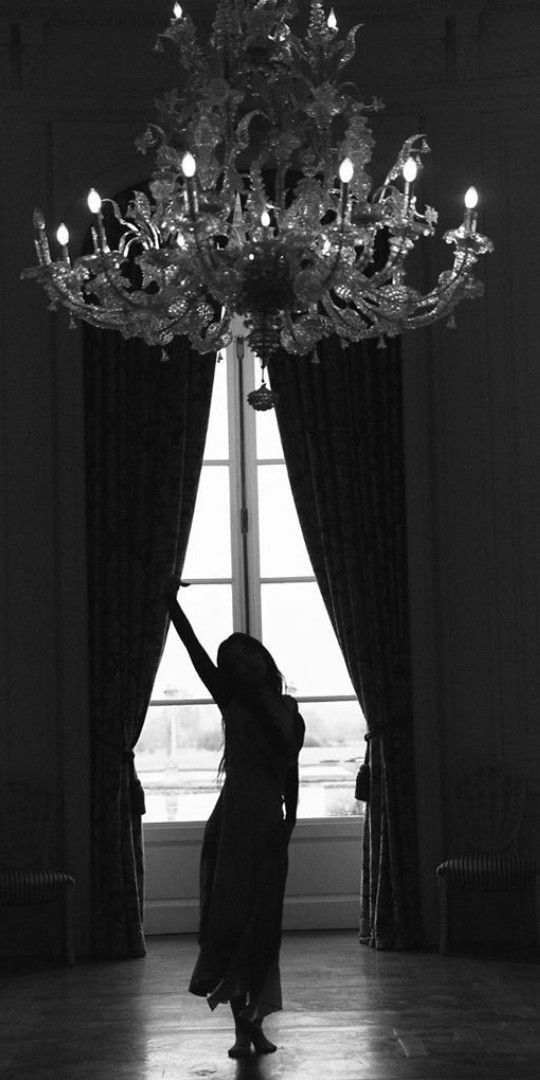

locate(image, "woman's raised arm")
(161, 575), (231, 711)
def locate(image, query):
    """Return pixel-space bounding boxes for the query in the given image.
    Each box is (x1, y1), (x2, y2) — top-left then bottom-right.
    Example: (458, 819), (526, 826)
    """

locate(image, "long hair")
(215, 633), (285, 783)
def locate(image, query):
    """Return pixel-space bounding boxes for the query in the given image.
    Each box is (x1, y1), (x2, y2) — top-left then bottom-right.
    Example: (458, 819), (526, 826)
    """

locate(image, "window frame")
(143, 320), (362, 820)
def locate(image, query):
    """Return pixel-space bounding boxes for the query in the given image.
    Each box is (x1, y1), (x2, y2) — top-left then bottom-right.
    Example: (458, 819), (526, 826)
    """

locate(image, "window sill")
(143, 814), (364, 844)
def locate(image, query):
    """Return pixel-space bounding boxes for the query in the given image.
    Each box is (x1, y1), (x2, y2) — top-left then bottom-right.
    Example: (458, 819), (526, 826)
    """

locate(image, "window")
(136, 321), (366, 821)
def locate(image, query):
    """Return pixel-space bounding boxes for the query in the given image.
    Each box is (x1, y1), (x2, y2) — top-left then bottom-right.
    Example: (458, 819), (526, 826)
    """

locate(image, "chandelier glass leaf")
(22, 0), (494, 408)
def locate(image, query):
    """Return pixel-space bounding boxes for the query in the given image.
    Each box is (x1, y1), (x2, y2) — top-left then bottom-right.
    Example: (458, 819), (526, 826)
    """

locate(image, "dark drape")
(84, 328), (216, 959)
(268, 337), (423, 949)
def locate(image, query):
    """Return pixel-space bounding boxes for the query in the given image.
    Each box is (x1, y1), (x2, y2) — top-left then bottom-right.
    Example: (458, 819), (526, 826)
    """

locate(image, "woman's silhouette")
(161, 574), (305, 1058)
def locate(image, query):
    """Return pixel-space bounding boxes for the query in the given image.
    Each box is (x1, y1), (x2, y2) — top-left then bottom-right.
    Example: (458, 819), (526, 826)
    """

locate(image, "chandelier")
(22, 0), (493, 409)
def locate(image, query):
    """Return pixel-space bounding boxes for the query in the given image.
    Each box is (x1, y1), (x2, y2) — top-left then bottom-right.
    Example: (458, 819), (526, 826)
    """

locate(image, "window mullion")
(226, 322), (248, 634)
(241, 335), (263, 641)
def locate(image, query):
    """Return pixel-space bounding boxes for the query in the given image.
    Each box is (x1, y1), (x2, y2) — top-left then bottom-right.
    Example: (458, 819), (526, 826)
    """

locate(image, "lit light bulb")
(464, 186), (478, 210)
(339, 157), (354, 184)
(87, 188), (102, 214)
(260, 209), (271, 228)
(402, 157), (418, 184)
(56, 224), (69, 246)
(181, 152), (197, 178)
(173, 3), (183, 18)
(327, 8), (338, 30)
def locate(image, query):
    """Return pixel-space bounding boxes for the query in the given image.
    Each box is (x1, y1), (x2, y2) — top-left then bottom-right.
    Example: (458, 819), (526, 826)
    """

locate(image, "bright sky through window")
(137, 333), (365, 821)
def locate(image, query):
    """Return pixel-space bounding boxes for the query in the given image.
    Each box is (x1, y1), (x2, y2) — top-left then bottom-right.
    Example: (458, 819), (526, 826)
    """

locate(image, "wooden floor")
(1, 931), (539, 1079)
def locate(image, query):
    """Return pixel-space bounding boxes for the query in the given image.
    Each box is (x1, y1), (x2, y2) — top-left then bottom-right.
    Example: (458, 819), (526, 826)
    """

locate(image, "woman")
(161, 574), (305, 1059)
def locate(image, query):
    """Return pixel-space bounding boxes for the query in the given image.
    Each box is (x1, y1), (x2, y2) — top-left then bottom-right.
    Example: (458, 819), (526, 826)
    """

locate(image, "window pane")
(258, 464), (313, 577)
(204, 352), (229, 460)
(151, 584), (233, 699)
(297, 700), (365, 818)
(136, 700), (366, 821)
(254, 361), (283, 459)
(182, 465), (231, 579)
(136, 703), (224, 822)
(261, 582), (354, 696)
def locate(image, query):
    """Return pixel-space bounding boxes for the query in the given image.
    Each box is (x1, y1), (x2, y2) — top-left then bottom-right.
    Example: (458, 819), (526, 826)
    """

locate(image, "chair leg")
(437, 876), (449, 955)
(63, 885), (75, 966)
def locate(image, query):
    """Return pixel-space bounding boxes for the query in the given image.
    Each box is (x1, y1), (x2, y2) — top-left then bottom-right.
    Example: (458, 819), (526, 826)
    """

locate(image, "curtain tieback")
(355, 717), (412, 803)
(95, 738), (146, 817)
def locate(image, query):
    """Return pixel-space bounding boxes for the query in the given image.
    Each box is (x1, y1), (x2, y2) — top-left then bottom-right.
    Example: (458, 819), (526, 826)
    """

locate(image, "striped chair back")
(0, 779), (54, 869)
(458, 766), (526, 855)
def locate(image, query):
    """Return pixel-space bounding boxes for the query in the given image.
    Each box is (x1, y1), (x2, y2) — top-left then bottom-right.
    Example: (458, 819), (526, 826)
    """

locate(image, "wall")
(0, 0), (539, 955)
(144, 819), (364, 935)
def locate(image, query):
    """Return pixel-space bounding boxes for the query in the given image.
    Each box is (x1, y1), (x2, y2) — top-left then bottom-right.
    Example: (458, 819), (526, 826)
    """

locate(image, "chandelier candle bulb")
(33, 207), (46, 231)
(339, 157), (354, 185)
(87, 188), (108, 251)
(181, 152), (198, 216)
(32, 207), (51, 265)
(464, 186), (479, 234)
(260, 209), (271, 228)
(233, 192), (244, 223)
(173, 2), (183, 18)
(181, 152), (196, 178)
(327, 8), (338, 30)
(402, 157), (418, 204)
(87, 188), (102, 214)
(56, 223), (70, 263)
(339, 157), (354, 222)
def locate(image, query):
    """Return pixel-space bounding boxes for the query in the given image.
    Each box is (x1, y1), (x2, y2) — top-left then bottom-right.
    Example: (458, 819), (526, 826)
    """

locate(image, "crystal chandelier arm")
(84, 254), (167, 315)
(44, 274), (142, 330)
(316, 228), (354, 292)
(281, 309), (314, 354)
(355, 239), (405, 289)
(409, 237), (489, 313)
(319, 291), (379, 340)
(188, 225), (237, 305)
(375, 135), (430, 202)
(350, 245), (483, 333)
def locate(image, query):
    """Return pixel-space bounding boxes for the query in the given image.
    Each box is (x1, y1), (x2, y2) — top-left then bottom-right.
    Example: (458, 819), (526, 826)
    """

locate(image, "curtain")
(268, 337), (423, 949)
(84, 328), (216, 959)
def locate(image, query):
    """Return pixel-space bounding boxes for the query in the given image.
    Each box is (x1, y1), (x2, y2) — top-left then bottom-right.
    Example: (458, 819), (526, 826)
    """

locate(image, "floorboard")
(1, 931), (539, 1079)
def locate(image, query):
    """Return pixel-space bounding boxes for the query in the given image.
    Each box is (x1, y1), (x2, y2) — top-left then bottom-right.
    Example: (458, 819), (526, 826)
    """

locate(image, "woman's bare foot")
(240, 1017), (277, 1054)
(252, 1029), (277, 1054)
(228, 1029), (253, 1059)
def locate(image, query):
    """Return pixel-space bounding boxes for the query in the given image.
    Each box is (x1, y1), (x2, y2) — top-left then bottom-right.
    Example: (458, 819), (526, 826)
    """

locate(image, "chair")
(0, 778), (75, 965)
(435, 764), (538, 954)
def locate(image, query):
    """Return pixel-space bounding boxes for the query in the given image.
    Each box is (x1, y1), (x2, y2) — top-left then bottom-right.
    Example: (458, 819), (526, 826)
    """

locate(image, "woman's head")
(215, 634), (284, 783)
(217, 633), (284, 697)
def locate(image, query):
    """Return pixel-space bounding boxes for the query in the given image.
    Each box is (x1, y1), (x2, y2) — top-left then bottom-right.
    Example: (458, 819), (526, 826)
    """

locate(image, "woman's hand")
(160, 573), (185, 605)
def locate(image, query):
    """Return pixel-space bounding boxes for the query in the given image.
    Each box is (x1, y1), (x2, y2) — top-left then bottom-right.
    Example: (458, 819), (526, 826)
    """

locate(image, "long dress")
(188, 693), (305, 1021)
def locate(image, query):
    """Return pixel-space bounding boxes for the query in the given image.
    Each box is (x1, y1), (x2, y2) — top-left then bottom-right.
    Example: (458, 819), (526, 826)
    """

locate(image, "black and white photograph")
(0, 1), (538, 1077)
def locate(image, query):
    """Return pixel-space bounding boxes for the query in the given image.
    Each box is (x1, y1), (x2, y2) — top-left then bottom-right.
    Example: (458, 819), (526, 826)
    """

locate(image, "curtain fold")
(268, 337), (423, 950)
(84, 328), (216, 959)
